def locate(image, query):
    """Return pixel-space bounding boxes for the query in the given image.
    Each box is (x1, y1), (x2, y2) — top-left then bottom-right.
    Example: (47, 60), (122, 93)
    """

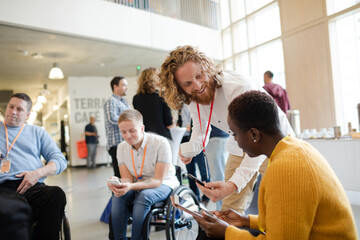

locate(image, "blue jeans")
(205, 137), (229, 210)
(111, 184), (172, 240)
(186, 151), (210, 202)
(86, 143), (97, 168)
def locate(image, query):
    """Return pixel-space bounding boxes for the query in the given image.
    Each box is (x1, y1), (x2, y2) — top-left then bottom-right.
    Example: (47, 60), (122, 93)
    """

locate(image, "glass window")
(245, 0), (273, 14)
(326, 0), (359, 15)
(230, 0), (245, 22)
(220, 0), (286, 99)
(234, 52), (250, 76)
(250, 40), (286, 88)
(329, 11), (360, 131)
(248, 3), (281, 47)
(222, 28), (233, 59)
(224, 58), (234, 70)
(220, 0), (231, 29)
(232, 20), (248, 53)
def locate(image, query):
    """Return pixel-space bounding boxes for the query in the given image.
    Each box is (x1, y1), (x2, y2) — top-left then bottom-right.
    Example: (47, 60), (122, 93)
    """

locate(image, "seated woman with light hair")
(195, 90), (358, 240)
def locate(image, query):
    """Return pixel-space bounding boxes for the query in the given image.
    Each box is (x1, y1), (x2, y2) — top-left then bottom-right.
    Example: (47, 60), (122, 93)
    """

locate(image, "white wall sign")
(68, 76), (137, 167)
(68, 76), (112, 166)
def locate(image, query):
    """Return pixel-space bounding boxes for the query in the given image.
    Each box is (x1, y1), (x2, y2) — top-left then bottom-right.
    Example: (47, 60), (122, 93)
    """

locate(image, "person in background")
(85, 116), (99, 168)
(0, 93), (67, 240)
(159, 45), (294, 213)
(195, 90), (358, 240)
(263, 70), (290, 113)
(204, 125), (229, 211)
(133, 67), (173, 141)
(104, 76), (130, 177)
(108, 109), (179, 240)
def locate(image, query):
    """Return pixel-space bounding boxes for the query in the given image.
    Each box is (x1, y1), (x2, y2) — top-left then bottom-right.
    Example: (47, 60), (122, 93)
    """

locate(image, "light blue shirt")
(0, 122), (67, 184)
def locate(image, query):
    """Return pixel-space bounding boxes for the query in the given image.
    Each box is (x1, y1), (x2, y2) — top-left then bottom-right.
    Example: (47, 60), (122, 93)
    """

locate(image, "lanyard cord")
(196, 100), (214, 180)
(196, 100), (214, 152)
(4, 121), (25, 159)
(131, 141), (148, 180)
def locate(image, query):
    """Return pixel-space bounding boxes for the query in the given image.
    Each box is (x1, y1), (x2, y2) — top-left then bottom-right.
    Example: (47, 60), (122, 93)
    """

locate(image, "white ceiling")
(0, 24), (169, 106)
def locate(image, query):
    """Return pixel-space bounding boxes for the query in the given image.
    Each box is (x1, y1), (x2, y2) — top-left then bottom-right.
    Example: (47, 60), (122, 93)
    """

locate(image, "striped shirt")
(104, 94), (130, 149)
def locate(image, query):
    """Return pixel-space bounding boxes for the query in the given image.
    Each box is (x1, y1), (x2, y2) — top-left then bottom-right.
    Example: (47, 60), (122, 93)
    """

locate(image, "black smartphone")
(187, 173), (205, 186)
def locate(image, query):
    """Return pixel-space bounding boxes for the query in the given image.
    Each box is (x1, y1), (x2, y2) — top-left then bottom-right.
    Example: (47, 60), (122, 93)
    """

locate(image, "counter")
(305, 139), (360, 193)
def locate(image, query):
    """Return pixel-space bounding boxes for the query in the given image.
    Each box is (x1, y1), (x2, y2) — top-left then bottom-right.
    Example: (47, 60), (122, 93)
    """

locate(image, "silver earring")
(253, 139), (256, 142)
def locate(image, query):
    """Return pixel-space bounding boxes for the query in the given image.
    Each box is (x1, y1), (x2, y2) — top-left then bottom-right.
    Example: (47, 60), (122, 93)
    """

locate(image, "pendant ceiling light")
(37, 84), (51, 103)
(48, 62), (64, 79)
(37, 95), (47, 103)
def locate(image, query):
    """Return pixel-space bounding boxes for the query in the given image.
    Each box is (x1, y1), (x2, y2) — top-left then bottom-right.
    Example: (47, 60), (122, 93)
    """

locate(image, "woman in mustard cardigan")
(195, 90), (358, 240)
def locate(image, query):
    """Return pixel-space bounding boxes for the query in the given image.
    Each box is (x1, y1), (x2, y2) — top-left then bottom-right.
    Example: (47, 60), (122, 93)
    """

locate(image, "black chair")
(60, 211), (71, 240)
(110, 166), (200, 240)
(31, 204), (70, 240)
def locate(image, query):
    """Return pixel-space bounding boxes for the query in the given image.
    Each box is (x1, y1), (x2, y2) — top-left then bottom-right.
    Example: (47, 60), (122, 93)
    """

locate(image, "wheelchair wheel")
(165, 187), (200, 240)
(143, 209), (155, 239)
(60, 214), (71, 240)
(142, 203), (168, 239)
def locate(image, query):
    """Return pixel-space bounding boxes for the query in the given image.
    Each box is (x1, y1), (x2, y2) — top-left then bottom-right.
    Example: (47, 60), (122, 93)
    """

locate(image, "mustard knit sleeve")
(225, 225), (266, 240)
(249, 215), (260, 230)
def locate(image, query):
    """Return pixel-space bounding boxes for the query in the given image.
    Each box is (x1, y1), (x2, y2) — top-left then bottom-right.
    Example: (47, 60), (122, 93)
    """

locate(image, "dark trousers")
(108, 146), (121, 178)
(0, 180), (66, 240)
(0, 195), (32, 240)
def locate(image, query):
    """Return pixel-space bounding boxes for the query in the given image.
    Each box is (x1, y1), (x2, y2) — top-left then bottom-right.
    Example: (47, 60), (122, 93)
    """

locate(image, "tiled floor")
(46, 166), (112, 240)
(45, 166), (213, 240)
(45, 166), (360, 240)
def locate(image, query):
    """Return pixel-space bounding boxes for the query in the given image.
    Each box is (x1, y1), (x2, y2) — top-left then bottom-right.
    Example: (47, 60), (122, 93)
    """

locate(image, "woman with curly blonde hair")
(158, 45), (294, 213)
(136, 67), (159, 95)
(133, 67), (173, 140)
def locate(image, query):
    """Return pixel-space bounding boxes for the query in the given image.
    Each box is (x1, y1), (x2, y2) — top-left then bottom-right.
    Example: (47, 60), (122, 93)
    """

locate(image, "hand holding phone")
(187, 173), (205, 186)
(107, 176), (121, 186)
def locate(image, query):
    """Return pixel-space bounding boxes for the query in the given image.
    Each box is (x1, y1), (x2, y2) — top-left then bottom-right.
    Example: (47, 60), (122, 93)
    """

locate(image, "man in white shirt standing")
(159, 45), (294, 213)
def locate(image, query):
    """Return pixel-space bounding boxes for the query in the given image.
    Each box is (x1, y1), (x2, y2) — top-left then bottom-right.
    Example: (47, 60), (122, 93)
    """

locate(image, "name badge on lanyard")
(0, 158), (11, 173)
(1, 122), (25, 173)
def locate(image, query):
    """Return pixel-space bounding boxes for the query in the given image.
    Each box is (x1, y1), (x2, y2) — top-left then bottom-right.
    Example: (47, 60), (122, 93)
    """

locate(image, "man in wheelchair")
(107, 109), (179, 240)
(0, 93), (68, 240)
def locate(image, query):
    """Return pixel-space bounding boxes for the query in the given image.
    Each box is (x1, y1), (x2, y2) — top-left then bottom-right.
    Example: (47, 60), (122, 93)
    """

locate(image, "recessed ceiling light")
(17, 50), (28, 56)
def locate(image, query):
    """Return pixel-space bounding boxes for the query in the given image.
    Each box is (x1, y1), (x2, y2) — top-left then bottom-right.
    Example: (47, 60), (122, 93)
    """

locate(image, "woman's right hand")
(213, 209), (250, 228)
(179, 148), (192, 165)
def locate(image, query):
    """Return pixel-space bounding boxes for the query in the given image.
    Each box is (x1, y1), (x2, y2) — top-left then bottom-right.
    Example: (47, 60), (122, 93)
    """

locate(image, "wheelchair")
(60, 211), (71, 240)
(29, 200), (70, 240)
(109, 166), (200, 240)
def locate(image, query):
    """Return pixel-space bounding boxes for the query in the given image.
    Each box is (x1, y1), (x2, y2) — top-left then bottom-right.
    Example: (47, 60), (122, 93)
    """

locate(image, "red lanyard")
(196, 100), (214, 152)
(4, 121), (24, 159)
(131, 141), (148, 180)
